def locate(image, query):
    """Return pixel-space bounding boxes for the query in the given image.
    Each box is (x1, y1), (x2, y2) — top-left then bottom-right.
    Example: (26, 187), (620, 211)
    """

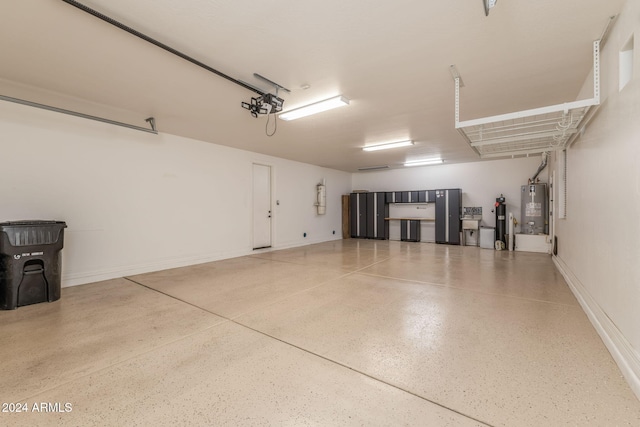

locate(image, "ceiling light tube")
(403, 158), (443, 167)
(279, 95), (349, 121)
(363, 140), (414, 152)
(358, 165), (390, 171)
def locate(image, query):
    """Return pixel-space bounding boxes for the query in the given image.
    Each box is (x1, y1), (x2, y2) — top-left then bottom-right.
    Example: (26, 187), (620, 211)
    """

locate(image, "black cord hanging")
(265, 111), (277, 137)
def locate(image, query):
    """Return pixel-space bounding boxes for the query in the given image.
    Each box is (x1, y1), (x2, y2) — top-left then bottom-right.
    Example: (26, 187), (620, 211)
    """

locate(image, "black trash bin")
(0, 220), (67, 310)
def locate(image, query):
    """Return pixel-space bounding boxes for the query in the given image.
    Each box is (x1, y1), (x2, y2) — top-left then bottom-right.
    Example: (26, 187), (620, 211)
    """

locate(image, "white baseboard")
(62, 235), (344, 287)
(553, 256), (640, 400)
(271, 235), (342, 251)
(62, 248), (251, 287)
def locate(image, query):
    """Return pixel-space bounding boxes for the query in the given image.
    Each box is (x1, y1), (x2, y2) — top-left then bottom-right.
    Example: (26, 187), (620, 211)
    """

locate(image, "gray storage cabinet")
(375, 193), (389, 240)
(480, 227), (496, 249)
(350, 193), (369, 238)
(435, 189), (462, 245)
(1, 220), (67, 310)
(366, 193), (375, 238)
(400, 220), (421, 242)
(350, 193), (388, 239)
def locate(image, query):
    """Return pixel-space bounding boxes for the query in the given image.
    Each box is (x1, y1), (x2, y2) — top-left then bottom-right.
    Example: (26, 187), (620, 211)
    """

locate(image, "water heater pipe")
(508, 212), (514, 251)
(530, 152), (548, 183)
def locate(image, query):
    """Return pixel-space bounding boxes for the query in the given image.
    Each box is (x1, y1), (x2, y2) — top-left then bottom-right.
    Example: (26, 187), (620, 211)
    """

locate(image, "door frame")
(252, 163), (273, 250)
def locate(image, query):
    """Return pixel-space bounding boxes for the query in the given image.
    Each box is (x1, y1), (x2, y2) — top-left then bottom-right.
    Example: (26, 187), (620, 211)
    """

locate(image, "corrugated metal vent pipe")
(530, 152), (548, 182)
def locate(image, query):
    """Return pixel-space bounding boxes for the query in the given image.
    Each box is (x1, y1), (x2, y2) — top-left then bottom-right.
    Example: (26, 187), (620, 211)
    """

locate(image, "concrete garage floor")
(1, 240), (639, 426)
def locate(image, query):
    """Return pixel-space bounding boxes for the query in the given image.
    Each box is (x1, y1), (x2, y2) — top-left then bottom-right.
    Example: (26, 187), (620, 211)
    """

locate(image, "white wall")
(0, 101), (350, 286)
(551, 0), (640, 399)
(352, 156), (544, 232)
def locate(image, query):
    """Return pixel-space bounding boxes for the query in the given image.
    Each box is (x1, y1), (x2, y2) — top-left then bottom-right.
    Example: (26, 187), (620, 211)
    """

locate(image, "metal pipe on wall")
(0, 94), (158, 134)
(530, 152), (548, 182)
(508, 212), (514, 251)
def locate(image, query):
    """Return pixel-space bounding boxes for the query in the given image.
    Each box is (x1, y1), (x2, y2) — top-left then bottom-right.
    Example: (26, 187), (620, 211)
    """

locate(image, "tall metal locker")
(435, 189), (462, 244)
(435, 191), (446, 243)
(359, 193), (369, 238)
(375, 192), (389, 240)
(448, 189), (462, 244)
(349, 193), (369, 238)
(365, 193), (375, 238)
(350, 194), (358, 238)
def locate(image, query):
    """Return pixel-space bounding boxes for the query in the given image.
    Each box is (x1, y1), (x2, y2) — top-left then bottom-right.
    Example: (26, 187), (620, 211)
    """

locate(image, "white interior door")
(252, 164), (272, 249)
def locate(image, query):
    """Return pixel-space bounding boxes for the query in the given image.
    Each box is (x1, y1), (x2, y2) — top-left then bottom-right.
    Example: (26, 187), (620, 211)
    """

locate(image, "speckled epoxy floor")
(1, 240), (639, 426)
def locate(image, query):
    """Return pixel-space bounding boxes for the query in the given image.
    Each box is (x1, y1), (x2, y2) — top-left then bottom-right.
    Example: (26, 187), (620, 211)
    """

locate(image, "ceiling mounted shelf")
(454, 40), (600, 159)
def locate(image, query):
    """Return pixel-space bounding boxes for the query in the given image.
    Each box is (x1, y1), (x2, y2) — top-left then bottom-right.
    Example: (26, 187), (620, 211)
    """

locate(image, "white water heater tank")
(316, 180), (326, 215)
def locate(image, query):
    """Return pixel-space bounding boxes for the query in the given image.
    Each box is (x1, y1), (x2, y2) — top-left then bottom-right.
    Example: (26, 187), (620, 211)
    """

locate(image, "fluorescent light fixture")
(363, 140), (414, 152)
(358, 165), (390, 171)
(279, 95), (349, 121)
(403, 158), (443, 167)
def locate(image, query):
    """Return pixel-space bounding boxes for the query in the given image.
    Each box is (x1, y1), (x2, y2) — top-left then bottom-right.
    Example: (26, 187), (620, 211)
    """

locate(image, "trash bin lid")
(0, 220), (66, 227)
(0, 221), (67, 248)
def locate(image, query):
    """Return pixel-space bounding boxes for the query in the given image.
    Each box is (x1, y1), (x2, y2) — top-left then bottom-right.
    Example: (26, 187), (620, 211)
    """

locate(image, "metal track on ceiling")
(60, 0), (265, 96)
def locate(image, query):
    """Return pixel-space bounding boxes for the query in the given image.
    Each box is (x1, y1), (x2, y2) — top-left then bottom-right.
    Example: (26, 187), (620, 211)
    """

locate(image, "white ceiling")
(0, 0), (625, 172)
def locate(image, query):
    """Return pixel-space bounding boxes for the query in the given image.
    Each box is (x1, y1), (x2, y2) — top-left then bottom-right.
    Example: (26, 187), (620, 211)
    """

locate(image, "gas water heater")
(521, 183), (548, 234)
